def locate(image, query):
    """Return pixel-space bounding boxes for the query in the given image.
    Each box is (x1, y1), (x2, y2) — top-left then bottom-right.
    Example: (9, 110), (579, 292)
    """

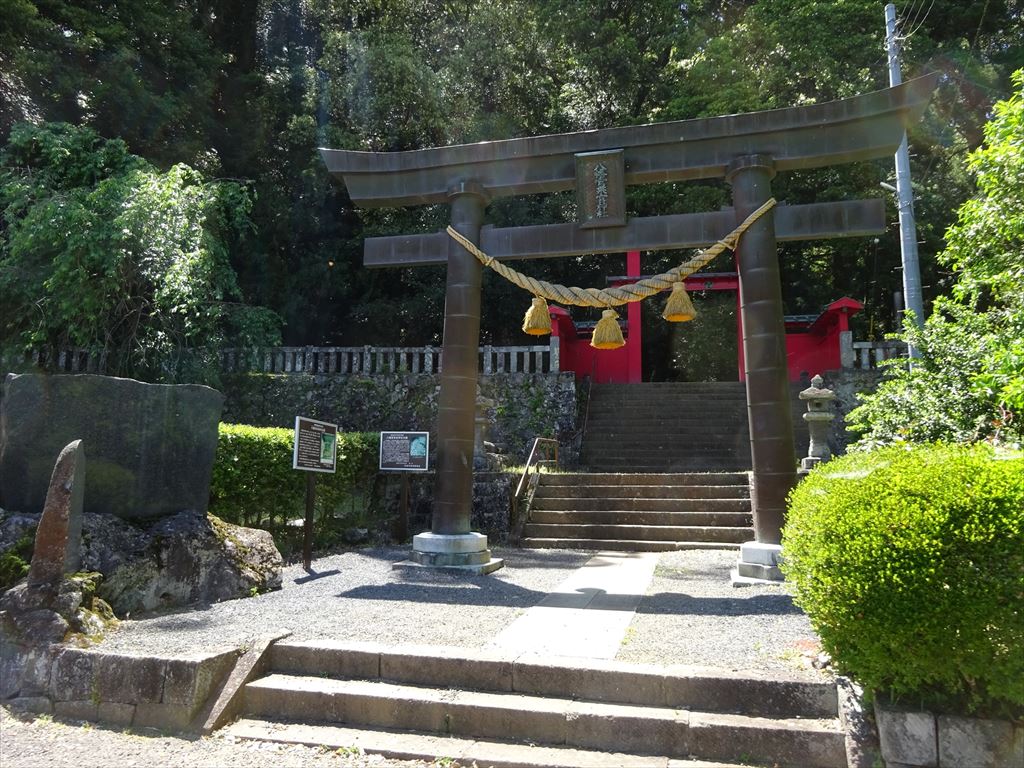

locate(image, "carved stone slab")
(575, 149), (626, 228)
(27, 440), (85, 587)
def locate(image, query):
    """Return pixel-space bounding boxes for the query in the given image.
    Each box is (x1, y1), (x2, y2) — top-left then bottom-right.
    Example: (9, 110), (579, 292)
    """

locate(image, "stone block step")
(533, 485), (750, 500)
(521, 523), (752, 543)
(537, 473), (749, 486)
(521, 537), (740, 552)
(241, 675), (845, 766)
(225, 718), (752, 768)
(529, 510), (752, 527)
(579, 442), (749, 453)
(584, 415), (747, 426)
(266, 642), (837, 719)
(582, 462), (752, 472)
(530, 497), (751, 513)
(578, 458), (750, 468)
(578, 430), (748, 439)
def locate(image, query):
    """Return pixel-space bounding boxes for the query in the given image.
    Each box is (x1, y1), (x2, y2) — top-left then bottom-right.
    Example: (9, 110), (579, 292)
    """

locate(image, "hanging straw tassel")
(591, 309), (625, 349)
(662, 281), (697, 322)
(522, 296), (552, 335)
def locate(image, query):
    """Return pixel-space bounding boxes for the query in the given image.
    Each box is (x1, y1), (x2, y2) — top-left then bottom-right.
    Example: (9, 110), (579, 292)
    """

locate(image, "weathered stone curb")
(199, 630), (291, 734)
(4, 644), (238, 732)
(875, 700), (1024, 768)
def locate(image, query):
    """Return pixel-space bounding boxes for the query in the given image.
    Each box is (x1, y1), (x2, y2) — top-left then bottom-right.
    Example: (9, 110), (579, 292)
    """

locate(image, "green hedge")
(209, 424), (379, 551)
(782, 444), (1024, 716)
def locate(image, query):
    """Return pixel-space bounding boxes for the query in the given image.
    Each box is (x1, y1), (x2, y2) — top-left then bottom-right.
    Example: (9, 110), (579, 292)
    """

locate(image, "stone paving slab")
(226, 718), (752, 768)
(488, 551), (660, 659)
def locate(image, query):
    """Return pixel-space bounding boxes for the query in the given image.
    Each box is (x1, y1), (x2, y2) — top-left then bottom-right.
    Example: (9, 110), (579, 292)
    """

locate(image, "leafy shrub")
(0, 534), (34, 592)
(209, 424), (380, 553)
(782, 444), (1024, 716)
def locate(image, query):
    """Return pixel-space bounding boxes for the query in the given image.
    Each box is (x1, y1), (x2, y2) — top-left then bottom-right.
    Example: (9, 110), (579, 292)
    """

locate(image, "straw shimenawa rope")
(446, 198), (776, 308)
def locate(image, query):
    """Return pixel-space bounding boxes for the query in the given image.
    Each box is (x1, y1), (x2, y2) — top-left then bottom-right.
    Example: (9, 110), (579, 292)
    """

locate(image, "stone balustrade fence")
(2, 340), (562, 378)
(3, 334), (905, 379)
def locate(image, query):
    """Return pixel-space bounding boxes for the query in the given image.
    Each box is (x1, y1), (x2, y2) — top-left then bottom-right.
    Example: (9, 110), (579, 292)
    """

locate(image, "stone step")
(521, 523), (752, 543)
(537, 473), (749, 486)
(529, 510), (752, 526)
(579, 440), (749, 451)
(530, 497), (751, 513)
(265, 642), (837, 719)
(584, 414), (748, 424)
(532, 485), (750, 500)
(579, 452), (750, 463)
(225, 718), (753, 768)
(240, 677), (844, 767)
(521, 538), (741, 552)
(581, 461), (752, 472)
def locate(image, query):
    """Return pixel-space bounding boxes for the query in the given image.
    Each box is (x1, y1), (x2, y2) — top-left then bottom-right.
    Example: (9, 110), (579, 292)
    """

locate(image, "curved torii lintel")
(321, 73), (939, 207)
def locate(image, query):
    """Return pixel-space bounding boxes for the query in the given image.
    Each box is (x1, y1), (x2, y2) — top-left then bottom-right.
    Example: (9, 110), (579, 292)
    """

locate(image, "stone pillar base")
(393, 532), (505, 575)
(731, 541), (785, 586)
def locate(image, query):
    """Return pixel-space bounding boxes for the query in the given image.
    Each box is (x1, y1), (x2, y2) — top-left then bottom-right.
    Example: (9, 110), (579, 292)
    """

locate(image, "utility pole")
(885, 3), (924, 357)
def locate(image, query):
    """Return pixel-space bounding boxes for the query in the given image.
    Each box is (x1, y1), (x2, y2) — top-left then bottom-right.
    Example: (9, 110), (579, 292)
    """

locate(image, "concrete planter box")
(875, 700), (1024, 767)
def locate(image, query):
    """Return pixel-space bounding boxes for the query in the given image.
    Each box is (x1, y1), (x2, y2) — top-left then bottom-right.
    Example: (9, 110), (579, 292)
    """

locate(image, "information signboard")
(293, 416), (338, 473)
(379, 431), (430, 471)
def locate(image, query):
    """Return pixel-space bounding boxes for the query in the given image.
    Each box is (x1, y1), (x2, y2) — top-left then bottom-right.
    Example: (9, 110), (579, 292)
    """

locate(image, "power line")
(900, 0), (926, 37)
(903, 0), (937, 40)
(971, 0), (992, 51)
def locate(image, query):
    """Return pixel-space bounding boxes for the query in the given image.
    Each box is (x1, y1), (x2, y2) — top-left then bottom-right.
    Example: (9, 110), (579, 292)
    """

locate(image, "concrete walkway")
(489, 551), (661, 659)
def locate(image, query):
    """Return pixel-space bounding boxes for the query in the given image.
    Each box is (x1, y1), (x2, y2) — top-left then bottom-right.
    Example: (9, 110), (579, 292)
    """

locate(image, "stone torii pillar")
(727, 155), (796, 584)
(409, 183), (505, 573)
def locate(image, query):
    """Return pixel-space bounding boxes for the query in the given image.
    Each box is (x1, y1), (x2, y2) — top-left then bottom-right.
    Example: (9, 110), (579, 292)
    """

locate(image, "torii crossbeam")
(321, 74), (938, 576)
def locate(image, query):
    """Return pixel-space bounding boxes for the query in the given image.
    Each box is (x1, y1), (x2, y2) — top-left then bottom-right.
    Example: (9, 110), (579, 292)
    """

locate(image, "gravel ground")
(616, 549), (824, 674)
(0, 706), (442, 768)
(98, 546), (591, 655)
(2, 547), (825, 765)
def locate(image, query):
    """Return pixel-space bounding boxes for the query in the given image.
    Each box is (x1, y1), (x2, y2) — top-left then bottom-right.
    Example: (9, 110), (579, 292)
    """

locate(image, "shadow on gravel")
(294, 568), (342, 584)
(337, 580), (545, 608)
(336, 583), (803, 617)
(341, 546), (593, 570)
(636, 592), (803, 616)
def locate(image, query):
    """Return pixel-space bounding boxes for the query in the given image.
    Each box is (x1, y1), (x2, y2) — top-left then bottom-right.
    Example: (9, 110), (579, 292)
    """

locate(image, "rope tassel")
(591, 309), (625, 349)
(663, 281), (696, 322)
(522, 296), (552, 335)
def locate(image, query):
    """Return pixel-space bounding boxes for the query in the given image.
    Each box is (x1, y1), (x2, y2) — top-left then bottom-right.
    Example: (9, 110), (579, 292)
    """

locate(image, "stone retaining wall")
(875, 701), (1024, 767)
(220, 371), (580, 466)
(3, 644), (238, 731)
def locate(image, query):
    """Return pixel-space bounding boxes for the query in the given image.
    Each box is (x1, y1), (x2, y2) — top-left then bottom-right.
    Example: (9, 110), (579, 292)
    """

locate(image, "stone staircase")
(522, 472), (752, 551)
(580, 382), (808, 473)
(224, 640), (847, 768)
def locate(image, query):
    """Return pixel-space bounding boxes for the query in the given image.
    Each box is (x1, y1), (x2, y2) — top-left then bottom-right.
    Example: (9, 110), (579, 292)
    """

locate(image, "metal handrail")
(510, 437), (559, 542)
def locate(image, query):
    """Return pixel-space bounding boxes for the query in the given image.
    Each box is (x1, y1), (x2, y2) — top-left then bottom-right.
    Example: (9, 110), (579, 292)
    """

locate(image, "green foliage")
(782, 444), (1024, 716)
(209, 423), (380, 553)
(0, 533), (34, 592)
(847, 302), (1018, 445)
(849, 72), (1024, 447)
(0, 122), (280, 382)
(3, 1), (1022, 350)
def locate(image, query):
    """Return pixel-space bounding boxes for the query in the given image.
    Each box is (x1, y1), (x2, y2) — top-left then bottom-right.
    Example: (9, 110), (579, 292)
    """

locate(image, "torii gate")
(322, 74), (938, 576)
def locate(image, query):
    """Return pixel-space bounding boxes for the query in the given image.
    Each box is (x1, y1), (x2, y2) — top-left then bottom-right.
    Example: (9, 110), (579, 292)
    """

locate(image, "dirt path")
(0, 707), (448, 768)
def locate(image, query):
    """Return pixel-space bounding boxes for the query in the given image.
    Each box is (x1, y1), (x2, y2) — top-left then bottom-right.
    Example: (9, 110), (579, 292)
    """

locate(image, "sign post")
(293, 416), (338, 570)
(379, 431), (430, 542)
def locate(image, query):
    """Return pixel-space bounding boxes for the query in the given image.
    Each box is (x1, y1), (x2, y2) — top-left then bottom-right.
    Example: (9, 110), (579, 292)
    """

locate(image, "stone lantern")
(799, 374), (836, 470)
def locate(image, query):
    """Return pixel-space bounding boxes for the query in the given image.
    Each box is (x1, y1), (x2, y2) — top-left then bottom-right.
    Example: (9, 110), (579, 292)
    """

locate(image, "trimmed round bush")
(782, 444), (1024, 715)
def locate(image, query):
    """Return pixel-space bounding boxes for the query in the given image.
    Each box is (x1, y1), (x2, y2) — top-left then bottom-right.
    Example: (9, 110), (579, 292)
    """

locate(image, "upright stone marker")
(26, 440), (85, 587)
